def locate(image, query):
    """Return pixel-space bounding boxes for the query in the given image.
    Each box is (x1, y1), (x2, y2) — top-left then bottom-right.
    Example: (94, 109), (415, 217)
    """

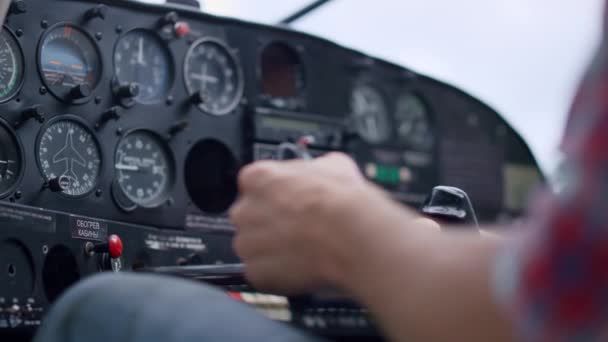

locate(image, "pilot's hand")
(230, 152), (429, 294)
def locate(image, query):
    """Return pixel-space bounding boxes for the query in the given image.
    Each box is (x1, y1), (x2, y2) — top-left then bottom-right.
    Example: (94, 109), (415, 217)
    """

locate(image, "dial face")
(39, 24), (102, 100)
(0, 120), (23, 197)
(115, 130), (174, 208)
(351, 85), (390, 144)
(395, 94), (434, 150)
(184, 38), (243, 116)
(37, 119), (102, 197)
(114, 29), (173, 104)
(0, 27), (24, 103)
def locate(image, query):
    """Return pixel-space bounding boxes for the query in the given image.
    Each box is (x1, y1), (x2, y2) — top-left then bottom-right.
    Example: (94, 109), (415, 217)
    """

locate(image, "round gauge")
(351, 85), (390, 144)
(36, 117), (102, 197)
(38, 24), (102, 101)
(114, 29), (173, 104)
(395, 94), (434, 150)
(0, 27), (24, 103)
(114, 130), (174, 208)
(184, 38), (244, 116)
(0, 120), (23, 198)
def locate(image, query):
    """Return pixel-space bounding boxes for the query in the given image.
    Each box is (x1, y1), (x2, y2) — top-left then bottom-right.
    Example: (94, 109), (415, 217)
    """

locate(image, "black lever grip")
(421, 185), (479, 228)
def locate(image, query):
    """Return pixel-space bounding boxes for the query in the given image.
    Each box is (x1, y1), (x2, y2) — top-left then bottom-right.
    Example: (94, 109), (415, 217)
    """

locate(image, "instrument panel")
(0, 0), (542, 233)
(0, 1), (545, 339)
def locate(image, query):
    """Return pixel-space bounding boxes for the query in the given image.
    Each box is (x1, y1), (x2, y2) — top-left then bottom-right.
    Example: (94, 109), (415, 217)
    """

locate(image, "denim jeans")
(34, 273), (325, 342)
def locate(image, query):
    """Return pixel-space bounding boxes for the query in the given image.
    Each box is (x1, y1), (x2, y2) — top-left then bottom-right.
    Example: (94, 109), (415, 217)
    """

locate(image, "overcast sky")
(144, 0), (605, 175)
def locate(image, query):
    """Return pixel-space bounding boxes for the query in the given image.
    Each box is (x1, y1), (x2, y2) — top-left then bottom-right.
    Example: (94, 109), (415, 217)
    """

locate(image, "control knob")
(70, 84), (91, 100)
(114, 82), (140, 108)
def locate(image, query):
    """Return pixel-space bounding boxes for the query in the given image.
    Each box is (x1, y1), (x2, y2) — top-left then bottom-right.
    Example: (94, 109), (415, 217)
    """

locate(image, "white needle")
(115, 164), (139, 172)
(137, 37), (145, 66)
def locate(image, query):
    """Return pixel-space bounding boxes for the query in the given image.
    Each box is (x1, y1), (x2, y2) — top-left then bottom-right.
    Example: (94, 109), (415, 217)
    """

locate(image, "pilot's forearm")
(331, 200), (515, 341)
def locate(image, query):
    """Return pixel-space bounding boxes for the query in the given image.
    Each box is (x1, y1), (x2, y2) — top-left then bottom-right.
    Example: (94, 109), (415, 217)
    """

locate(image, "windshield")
(142, 0), (604, 176)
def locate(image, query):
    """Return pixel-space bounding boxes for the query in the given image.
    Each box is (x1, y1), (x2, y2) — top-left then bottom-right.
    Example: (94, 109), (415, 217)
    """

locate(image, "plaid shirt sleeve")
(493, 13), (608, 341)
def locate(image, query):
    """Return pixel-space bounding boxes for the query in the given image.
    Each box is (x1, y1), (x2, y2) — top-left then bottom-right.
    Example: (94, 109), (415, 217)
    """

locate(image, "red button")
(174, 22), (190, 37)
(228, 292), (243, 301)
(108, 234), (123, 259)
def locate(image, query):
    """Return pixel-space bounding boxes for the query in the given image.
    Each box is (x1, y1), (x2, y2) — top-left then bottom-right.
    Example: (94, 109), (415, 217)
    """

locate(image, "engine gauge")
(0, 27), (24, 103)
(395, 94), (434, 150)
(38, 24), (102, 102)
(114, 29), (173, 104)
(114, 130), (174, 209)
(351, 85), (390, 144)
(36, 117), (102, 197)
(184, 38), (244, 116)
(0, 119), (23, 198)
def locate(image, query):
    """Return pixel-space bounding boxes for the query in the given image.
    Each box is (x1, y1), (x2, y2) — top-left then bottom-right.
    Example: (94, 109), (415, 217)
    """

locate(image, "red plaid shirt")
(495, 8), (608, 341)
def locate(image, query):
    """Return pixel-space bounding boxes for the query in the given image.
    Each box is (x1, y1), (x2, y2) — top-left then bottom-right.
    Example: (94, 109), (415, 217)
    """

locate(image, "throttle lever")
(276, 136), (315, 160)
(420, 185), (479, 229)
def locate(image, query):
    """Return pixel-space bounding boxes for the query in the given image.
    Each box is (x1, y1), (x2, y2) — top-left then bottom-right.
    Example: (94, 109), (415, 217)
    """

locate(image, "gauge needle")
(116, 164), (140, 172)
(137, 37), (146, 66)
(191, 64), (219, 89)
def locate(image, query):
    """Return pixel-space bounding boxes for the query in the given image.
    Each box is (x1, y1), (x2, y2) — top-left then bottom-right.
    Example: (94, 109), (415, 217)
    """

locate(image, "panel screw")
(40, 20), (48, 29)
(95, 96), (102, 104)
(15, 29), (23, 37)
(115, 25), (123, 34)
(14, 191), (22, 200)
(95, 32), (102, 41)
(166, 96), (174, 106)
(39, 86), (47, 95)
(96, 189), (103, 197)
(42, 245), (49, 254)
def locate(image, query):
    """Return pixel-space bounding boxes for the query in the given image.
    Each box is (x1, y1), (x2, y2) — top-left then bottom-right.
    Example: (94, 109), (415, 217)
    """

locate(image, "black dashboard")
(0, 0), (543, 339)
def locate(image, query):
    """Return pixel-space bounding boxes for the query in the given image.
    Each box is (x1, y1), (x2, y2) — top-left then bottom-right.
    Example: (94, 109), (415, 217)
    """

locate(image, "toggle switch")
(168, 120), (190, 139)
(85, 234), (124, 272)
(21, 105), (46, 124)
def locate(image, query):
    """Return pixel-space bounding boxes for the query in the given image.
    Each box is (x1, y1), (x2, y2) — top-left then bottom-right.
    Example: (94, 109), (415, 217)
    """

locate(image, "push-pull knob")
(190, 90), (208, 105)
(114, 83), (139, 107)
(47, 176), (70, 193)
(421, 186), (479, 228)
(116, 83), (139, 99)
